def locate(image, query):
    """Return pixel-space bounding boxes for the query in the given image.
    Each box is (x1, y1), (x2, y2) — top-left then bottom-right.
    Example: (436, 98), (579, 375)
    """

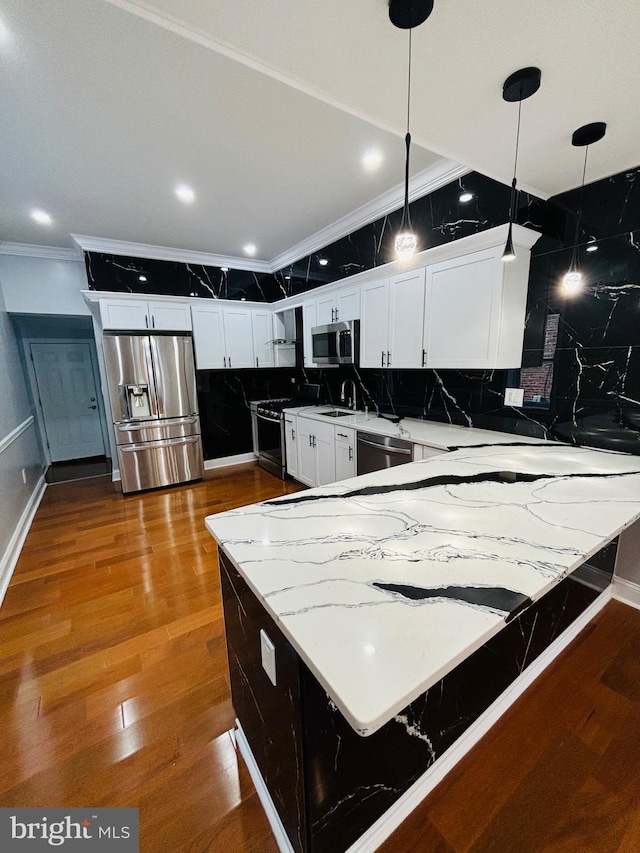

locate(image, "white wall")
(0, 280), (47, 606)
(0, 253), (89, 315)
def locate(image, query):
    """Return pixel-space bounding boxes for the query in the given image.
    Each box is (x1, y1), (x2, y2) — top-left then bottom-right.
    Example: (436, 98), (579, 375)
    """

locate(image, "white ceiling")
(1, 0), (639, 266)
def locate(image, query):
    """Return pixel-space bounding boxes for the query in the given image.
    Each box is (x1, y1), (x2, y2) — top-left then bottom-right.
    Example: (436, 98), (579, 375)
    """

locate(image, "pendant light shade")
(501, 67), (541, 263)
(561, 122), (607, 295)
(389, 0), (434, 260)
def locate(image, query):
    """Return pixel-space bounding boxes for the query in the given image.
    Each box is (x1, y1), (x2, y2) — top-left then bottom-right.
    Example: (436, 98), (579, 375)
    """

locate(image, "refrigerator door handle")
(144, 336), (161, 418)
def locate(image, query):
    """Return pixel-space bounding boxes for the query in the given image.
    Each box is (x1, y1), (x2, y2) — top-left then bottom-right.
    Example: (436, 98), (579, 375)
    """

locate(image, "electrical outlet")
(260, 629), (277, 686)
(504, 387), (524, 407)
(21, 468), (27, 484)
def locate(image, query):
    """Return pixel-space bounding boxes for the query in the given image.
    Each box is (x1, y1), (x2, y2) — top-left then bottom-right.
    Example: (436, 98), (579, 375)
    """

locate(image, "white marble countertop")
(206, 443), (640, 736)
(283, 406), (549, 450)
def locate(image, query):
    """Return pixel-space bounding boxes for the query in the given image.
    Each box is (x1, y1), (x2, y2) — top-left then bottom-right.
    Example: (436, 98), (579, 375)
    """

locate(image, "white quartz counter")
(206, 443), (640, 736)
(283, 406), (549, 450)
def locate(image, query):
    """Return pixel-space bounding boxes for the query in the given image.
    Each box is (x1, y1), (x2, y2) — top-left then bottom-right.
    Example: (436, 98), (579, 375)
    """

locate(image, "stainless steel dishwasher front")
(356, 430), (413, 475)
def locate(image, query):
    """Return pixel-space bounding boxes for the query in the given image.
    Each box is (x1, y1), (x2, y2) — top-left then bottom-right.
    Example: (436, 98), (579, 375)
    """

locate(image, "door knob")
(88, 405), (97, 409)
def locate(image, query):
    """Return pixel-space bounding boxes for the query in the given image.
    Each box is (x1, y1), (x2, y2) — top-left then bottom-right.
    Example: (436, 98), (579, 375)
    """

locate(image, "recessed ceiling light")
(31, 209), (52, 225)
(285, 275), (291, 280)
(243, 243), (257, 256)
(362, 149), (383, 171)
(138, 275), (147, 282)
(318, 258), (329, 267)
(586, 244), (598, 252)
(220, 267), (229, 272)
(459, 191), (474, 203)
(175, 184), (195, 203)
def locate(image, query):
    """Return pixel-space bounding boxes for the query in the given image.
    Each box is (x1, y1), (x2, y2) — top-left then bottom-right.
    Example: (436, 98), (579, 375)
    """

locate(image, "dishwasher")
(356, 430), (413, 475)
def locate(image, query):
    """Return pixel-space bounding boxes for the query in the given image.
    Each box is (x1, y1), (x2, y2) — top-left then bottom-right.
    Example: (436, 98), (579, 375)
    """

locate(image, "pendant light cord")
(570, 145), (590, 270)
(508, 96), (523, 226)
(402, 27), (413, 231)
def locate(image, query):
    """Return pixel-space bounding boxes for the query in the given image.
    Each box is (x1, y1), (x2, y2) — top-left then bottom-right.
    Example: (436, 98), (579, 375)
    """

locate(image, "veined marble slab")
(205, 444), (640, 735)
(283, 407), (549, 450)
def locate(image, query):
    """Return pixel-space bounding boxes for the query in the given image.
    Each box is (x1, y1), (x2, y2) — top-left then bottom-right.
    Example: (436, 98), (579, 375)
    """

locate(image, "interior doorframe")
(22, 337), (111, 466)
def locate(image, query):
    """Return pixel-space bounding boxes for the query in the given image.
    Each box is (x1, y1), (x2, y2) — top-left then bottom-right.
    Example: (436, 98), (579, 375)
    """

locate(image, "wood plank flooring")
(1, 463), (640, 852)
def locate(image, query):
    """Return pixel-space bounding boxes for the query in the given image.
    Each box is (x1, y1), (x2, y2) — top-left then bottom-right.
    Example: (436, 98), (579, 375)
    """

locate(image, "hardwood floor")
(1, 463), (640, 852)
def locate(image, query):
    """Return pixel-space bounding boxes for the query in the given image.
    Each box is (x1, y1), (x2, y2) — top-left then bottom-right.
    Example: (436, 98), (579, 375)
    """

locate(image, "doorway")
(29, 342), (108, 477)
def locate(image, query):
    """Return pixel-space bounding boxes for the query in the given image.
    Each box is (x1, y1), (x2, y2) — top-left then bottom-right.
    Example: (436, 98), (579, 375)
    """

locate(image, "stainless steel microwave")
(311, 320), (359, 365)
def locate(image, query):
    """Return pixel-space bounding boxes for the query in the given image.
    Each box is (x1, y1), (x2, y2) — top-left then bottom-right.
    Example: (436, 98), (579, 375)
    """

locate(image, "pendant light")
(389, 0), (434, 259)
(501, 67), (541, 262)
(561, 122), (607, 295)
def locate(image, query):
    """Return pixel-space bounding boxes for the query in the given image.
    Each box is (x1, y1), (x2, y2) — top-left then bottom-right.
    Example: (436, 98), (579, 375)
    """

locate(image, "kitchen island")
(205, 443), (640, 853)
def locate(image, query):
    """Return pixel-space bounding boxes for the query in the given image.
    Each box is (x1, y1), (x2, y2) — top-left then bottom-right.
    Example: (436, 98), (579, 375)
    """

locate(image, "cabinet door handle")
(381, 350), (385, 367)
(313, 435), (316, 447)
(256, 357), (259, 367)
(348, 446), (353, 461)
(387, 351), (391, 366)
(223, 356), (227, 367)
(337, 432), (347, 438)
(145, 315), (149, 328)
(335, 308), (339, 321)
(422, 349), (427, 367)
(292, 429), (295, 440)
(152, 315), (155, 329)
(229, 356), (232, 368)
(309, 434), (312, 447)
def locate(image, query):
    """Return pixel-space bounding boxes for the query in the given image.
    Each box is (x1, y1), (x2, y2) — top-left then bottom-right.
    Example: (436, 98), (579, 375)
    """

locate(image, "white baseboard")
(235, 721), (295, 853)
(0, 474), (47, 608)
(204, 453), (256, 471)
(613, 577), (640, 611)
(111, 467), (121, 482)
(236, 587), (612, 853)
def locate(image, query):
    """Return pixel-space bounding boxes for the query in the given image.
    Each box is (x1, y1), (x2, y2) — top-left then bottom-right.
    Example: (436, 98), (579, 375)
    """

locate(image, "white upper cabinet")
(100, 298), (192, 332)
(388, 268), (426, 369)
(224, 307), (255, 369)
(360, 271), (425, 369)
(423, 244), (526, 369)
(191, 303), (226, 369)
(302, 300), (317, 367)
(360, 279), (390, 368)
(252, 310), (275, 368)
(315, 285), (361, 325)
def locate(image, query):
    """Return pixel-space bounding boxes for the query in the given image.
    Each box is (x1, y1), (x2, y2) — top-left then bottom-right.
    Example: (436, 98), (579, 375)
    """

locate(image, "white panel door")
(224, 307), (254, 368)
(424, 248), (500, 368)
(335, 427), (356, 482)
(316, 294), (336, 326)
(302, 301), (317, 367)
(360, 279), (389, 368)
(284, 415), (298, 479)
(99, 299), (149, 331)
(148, 301), (192, 331)
(296, 417), (316, 486)
(336, 287), (360, 321)
(388, 268), (426, 369)
(31, 343), (105, 461)
(191, 304), (226, 369)
(252, 310), (275, 368)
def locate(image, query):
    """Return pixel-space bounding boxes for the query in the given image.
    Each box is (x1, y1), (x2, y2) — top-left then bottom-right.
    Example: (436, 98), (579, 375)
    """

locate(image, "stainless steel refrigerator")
(103, 333), (204, 494)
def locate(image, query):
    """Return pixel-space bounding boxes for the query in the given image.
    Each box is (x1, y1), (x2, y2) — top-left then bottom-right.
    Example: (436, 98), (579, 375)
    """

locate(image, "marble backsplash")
(90, 164), (640, 457)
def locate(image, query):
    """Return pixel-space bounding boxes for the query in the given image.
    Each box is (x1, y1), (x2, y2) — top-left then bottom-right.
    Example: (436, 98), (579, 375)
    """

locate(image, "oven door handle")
(257, 413), (281, 423)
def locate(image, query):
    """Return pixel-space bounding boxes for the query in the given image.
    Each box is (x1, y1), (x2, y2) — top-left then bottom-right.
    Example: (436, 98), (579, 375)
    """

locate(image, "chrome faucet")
(340, 379), (357, 411)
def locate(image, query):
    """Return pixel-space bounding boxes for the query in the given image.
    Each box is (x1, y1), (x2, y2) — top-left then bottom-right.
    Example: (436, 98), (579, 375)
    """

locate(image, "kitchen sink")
(319, 410), (353, 418)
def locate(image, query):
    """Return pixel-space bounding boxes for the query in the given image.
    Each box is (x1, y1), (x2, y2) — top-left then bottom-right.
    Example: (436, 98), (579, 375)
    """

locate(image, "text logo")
(0, 808), (138, 850)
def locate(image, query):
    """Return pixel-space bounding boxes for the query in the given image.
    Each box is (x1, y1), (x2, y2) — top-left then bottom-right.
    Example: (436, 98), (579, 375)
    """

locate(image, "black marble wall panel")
(87, 164), (640, 457)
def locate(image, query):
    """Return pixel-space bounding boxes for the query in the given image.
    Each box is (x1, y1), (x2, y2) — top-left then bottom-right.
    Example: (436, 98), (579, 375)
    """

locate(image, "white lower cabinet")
(295, 416), (335, 487)
(284, 415), (298, 480)
(334, 426), (356, 481)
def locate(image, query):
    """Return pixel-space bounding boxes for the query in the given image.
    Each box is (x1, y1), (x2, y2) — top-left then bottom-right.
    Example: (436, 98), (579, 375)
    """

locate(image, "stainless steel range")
(251, 384), (320, 478)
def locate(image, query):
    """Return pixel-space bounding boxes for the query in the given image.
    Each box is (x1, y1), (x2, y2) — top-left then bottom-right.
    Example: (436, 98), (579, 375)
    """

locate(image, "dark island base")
(219, 541), (617, 853)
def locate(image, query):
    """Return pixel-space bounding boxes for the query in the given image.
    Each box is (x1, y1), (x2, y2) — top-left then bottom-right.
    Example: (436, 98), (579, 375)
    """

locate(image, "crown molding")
(0, 242), (81, 261)
(269, 160), (470, 271)
(71, 234), (272, 273)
